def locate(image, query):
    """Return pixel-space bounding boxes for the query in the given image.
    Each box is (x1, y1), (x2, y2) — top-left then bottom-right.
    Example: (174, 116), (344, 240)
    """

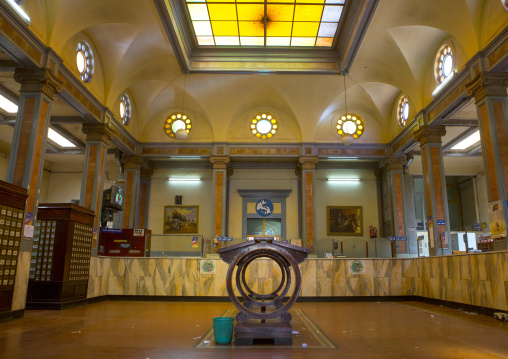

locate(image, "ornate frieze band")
(466, 72), (508, 103)
(14, 68), (63, 100)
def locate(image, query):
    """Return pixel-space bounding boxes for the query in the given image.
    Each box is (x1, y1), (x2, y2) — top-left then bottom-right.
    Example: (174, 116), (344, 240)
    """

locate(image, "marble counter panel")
(82, 252), (508, 313)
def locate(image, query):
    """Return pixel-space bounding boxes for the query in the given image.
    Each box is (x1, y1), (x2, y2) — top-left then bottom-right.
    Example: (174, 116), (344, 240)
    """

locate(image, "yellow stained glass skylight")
(186, 0), (346, 47)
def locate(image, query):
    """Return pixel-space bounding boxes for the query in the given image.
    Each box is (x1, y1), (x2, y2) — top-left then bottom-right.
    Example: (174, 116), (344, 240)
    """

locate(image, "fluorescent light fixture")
(5, 0), (31, 25)
(432, 72), (454, 97)
(327, 178), (360, 182)
(0, 94), (18, 113)
(328, 157), (358, 160)
(169, 156), (203, 160)
(47, 128), (76, 148)
(168, 177), (201, 182)
(451, 130), (481, 150)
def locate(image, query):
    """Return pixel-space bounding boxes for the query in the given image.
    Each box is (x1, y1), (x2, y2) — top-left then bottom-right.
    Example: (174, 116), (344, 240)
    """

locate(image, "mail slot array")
(29, 220), (56, 281)
(69, 223), (93, 281)
(0, 206), (23, 287)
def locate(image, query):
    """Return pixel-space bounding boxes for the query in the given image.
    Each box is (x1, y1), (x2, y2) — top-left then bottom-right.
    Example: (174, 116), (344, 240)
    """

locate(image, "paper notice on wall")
(24, 225), (34, 238)
(428, 216), (435, 248)
(489, 200), (507, 239)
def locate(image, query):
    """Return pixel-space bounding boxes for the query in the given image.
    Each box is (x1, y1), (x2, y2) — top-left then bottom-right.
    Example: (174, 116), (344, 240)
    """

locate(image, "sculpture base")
(234, 319), (293, 345)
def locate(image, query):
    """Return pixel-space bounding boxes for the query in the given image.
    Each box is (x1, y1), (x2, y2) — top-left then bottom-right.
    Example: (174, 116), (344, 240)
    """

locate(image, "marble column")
(121, 155), (142, 229)
(414, 125), (451, 256)
(7, 67), (62, 312)
(384, 156), (409, 255)
(7, 68), (62, 223)
(299, 156), (318, 254)
(466, 72), (508, 250)
(137, 166), (154, 229)
(210, 155), (229, 252)
(80, 123), (114, 251)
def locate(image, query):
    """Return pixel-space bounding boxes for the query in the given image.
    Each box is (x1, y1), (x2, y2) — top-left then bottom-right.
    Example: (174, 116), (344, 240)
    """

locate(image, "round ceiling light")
(164, 112), (192, 140)
(251, 112), (277, 139)
(75, 41), (94, 83)
(336, 114), (364, 144)
(397, 96), (409, 128)
(435, 45), (454, 84)
(120, 94), (131, 125)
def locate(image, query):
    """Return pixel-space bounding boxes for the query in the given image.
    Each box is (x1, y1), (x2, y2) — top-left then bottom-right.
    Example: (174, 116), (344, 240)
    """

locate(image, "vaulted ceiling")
(0, 0), (507, 173)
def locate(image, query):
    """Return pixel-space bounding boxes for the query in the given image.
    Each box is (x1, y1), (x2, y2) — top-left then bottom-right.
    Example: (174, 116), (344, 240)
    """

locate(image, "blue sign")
(217, 236), (233, 241)
(256, 199), (274, 217)
(101, 228), (122, 233)
(389, 236), (408, 241)
(437, 220), (445, 225)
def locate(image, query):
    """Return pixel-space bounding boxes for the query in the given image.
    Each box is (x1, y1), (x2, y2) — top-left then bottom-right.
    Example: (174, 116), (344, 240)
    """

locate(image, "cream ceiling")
(0, 0), (507, 158)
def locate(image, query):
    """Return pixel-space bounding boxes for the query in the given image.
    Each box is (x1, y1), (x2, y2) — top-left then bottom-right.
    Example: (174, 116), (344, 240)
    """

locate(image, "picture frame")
(163, 205), (199, 234)
(327, 206), (363, 236)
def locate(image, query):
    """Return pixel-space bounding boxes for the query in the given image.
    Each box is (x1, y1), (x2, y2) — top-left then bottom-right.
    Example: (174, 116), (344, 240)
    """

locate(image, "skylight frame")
(47, 128), (77, 148)
(450, 130), (481, 151)
(184, 0), (346, 49)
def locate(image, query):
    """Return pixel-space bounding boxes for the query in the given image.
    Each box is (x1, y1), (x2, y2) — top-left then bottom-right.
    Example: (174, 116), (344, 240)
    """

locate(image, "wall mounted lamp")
(6, 0), (31, 25)
(168, 177), (201, 182)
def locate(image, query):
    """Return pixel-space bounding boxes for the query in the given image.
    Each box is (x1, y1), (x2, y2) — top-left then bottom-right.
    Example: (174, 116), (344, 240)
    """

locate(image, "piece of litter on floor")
(71, 331), (81, 334)
(204, 341), (210, 344)
(343, 331), (347, 334)
(431, 315), (434, 318)
(369, 329), (374, 331)
(415, 347), (418, 349)
(193, 336), (201, 340)
(292, 331), (300, 335)
(302, 343), (307, 347)
(196, 324), (200, 327)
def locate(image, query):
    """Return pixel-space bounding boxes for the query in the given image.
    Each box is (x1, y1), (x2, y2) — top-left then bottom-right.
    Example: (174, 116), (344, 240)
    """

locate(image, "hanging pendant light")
(176, 72), (189, 140)
(337, 75), (365, 145)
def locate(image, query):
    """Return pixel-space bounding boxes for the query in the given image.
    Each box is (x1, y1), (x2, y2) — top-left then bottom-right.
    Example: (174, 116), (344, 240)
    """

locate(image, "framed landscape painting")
(327, 206), (363, 236)
(163, 205), (199, 234)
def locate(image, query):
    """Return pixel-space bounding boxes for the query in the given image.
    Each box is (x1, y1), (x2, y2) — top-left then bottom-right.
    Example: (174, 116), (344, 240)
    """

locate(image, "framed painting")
(163, 205), (199, 234)
(327, 206), (363, 236)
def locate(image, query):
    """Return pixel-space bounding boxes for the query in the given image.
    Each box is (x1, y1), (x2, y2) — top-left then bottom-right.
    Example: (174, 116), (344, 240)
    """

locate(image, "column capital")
(14, 67), (63, 100)
(140, 166), (154, 180)
(121, 155), (143, 171)
(413, 126), (446, 147)
(298, 156), (319, 170)
(210, 155), (230, 169)
(82, 123), (114, 143)
(466, 72), (508, 103)
(383, 156), (407, 172)
(374, 168), (383, 181)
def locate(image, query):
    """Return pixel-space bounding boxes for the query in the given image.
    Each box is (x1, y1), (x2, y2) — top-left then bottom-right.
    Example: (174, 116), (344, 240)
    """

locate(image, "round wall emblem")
(256, 199), (274, 217)
(351, 260), (364, 274)
(201, 260), (215, 274)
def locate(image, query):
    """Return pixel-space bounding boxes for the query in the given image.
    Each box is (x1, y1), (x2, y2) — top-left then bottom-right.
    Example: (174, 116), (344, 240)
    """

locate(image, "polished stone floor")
(0, 301), (507, 358)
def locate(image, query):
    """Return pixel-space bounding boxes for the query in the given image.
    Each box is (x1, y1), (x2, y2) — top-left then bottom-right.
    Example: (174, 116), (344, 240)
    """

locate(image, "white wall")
(43, 172), (82, 203)
(315, 169), (379, 258)
(147, 168), (214, 243)
(228, 169), (300, 241)
(0, 154), (8, 181)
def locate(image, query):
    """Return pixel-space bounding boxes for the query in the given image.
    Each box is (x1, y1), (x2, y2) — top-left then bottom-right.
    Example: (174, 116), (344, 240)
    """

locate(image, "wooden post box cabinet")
(26, 203), (95, 309)
(0, 180), (28, 312)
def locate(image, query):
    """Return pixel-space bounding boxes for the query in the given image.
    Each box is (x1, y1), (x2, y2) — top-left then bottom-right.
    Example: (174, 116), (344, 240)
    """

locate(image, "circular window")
(120, 94), (131, 125)
(75, 41), (94, 83)
(397, 96), (409, 128)
(251, 113), (277, 139)
(435, 45), (453, 84)
(164, 112), (192, 139)
(336, 114), (364, 139)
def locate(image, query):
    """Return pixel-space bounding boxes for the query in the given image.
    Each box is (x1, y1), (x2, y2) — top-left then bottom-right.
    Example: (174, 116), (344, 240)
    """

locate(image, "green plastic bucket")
(213, 317), (234, 345)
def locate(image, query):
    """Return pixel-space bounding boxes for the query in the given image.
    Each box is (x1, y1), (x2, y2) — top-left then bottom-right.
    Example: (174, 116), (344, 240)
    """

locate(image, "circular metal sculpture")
(218, 238), (310, 345)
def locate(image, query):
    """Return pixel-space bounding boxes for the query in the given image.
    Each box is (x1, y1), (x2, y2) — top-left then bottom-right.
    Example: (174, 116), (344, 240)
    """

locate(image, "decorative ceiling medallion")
(164, 112), (192, 139)
(250, 112), (277, 139)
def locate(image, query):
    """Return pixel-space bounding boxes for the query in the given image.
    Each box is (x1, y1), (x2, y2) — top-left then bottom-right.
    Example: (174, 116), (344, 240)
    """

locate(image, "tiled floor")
(0, 301), (507, 359)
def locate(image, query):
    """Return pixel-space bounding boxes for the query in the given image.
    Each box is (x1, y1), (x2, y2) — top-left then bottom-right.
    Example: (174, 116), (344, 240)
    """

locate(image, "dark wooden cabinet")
(0, 180), (28, 312)
(26, 203), (95, 309)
